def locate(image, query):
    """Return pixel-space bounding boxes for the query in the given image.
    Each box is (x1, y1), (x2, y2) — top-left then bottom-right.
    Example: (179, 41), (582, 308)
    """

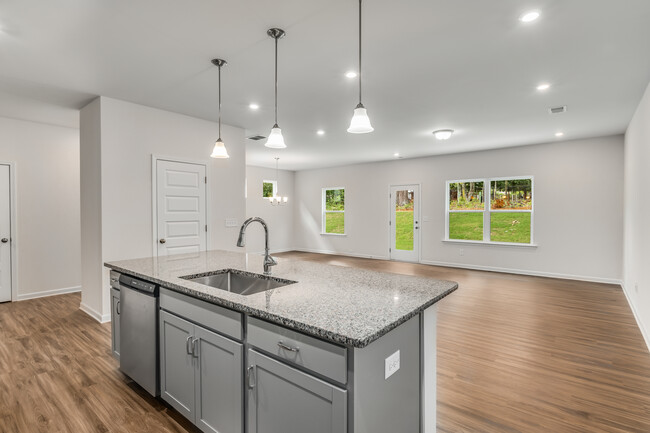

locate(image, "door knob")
(1, 238), (8, 243)
(159, 238), (166, 244)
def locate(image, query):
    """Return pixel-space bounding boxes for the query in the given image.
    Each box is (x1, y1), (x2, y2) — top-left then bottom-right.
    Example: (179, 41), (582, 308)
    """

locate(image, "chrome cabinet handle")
(159, 239), (166, 244)
(1, 238), (8, 243)
(186, 336), (193, 355)
(191, 338), (199, 358)
(277, 341), (300, 353)
(247, 366), (255, 389)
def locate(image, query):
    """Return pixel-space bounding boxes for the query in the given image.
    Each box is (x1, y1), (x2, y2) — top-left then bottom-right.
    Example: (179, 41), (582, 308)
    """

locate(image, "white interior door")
(0, 165), (11, 302)
(156, 160), (207, 256)
(390, 185), (420, 263)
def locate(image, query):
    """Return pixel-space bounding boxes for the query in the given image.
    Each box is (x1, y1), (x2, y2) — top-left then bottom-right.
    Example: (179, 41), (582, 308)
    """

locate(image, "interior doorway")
(0, 164), (13, 302)
(389, 184), (421, 263)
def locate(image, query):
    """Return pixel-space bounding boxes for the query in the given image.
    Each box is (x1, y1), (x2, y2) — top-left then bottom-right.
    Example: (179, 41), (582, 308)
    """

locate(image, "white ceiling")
(1, 0), (649, 170)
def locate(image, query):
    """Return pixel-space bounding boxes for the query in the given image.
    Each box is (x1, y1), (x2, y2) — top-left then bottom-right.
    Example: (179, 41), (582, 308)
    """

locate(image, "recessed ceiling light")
(345, 71), (358, 78)
(394, 152), (400, 157)
(249, 103), (260, 110)
(317, 130), (325, 136)
(520, 11), (540, 23)
(555, 132), (564, 137)
(433, 129), (454, 140)
(537, 83), (551, 91)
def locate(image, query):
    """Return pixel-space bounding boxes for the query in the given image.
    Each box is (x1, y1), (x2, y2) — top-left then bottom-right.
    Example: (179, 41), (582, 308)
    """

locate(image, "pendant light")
(268, 157), (288, 205)
(265, 28), (287, 149)
(347, 0), (374, 134)
(210, 58), (229, 158)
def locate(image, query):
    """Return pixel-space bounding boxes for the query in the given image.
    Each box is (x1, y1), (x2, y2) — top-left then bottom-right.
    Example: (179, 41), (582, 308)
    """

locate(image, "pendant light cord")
(274, 36), (279, 126)
(358, 0), (363, 105)
(218, 64), (222, 139)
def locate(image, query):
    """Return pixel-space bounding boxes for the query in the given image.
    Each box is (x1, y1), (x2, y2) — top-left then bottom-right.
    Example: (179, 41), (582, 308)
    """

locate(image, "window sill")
(321, 233), (347, 237)
(442, 239), (537, 248)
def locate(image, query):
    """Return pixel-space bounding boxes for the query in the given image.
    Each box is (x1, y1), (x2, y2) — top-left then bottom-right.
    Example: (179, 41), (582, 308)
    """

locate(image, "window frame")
(322, 187), (346, 236)
(445, 176), (535, 246)
(262, 180), (277, 198)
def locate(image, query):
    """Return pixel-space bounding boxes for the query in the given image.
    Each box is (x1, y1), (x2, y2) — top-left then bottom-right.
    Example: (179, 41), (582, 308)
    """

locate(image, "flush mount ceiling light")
(537, 83), (551, 91)
(555, 132), (565, 137)
(268, 157), (288, 205)
(520, 11), (540, 22)
(265, 28), (287, 149)
(433, 129), (454, 140)
(210, 58), (229, 159)
(347, 0), (374, 134)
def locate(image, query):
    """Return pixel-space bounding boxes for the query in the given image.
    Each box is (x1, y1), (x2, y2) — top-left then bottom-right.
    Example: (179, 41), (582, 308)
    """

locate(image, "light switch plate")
(225, 218), (238, 228)
(385, 350), (400, 380)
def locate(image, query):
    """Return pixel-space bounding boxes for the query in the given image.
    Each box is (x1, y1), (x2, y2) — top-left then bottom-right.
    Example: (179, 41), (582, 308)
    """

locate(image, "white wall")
(245, 165), (295, 254)
(0, 116), (81, 299)
(624, 81), (650, 349)
(295, 136), (624, 283)
(80, 97), (246, 321)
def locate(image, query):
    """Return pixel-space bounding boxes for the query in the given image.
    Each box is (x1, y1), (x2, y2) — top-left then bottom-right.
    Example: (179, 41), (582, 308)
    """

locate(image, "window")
(322, 188), (345, 234)
(262, 180), (277, 198)
(446, 177), (533, 244)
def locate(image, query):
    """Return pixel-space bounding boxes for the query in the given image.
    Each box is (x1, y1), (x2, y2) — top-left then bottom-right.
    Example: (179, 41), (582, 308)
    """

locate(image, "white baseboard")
(80, 301), (111, 323)
(249, 247), (296, 255)
(293, 248), (390, 261)
(419, 259), (623, 285)
(17, 285), (81, 301)
(621, 283), (650, 353)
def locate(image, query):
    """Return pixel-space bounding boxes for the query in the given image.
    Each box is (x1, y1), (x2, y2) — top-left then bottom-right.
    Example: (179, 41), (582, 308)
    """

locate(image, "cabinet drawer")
(247, 317), (347, 384)
(160, 288), (242, 341)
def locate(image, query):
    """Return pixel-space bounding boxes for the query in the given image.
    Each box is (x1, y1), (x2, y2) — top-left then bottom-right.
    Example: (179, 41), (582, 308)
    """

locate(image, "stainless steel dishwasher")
(119, 274), (159, 396)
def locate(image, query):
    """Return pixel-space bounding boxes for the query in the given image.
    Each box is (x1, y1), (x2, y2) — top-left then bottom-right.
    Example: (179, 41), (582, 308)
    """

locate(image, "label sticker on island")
(385, 350), (401, 380)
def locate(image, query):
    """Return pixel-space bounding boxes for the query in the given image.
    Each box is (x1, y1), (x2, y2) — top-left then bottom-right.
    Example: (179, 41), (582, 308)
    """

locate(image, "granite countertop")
(105, 250), (458, 348)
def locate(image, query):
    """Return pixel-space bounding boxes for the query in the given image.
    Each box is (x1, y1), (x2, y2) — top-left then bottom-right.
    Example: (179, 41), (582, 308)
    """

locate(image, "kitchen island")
(105, 250), (457, 433)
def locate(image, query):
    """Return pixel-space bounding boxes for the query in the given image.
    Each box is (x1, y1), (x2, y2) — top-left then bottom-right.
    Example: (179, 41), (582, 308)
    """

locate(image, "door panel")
(156, 160), (207, 256)
(195, 326), (243, 433)
(160, 310), (195, 421)
(0, 165), (10, 302)
(247, 350), (347, 433)
(390, 185), (420, 263)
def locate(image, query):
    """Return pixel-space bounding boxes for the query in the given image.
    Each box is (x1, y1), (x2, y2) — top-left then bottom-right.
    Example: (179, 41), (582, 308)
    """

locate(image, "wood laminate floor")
(0, 253), (648, 432)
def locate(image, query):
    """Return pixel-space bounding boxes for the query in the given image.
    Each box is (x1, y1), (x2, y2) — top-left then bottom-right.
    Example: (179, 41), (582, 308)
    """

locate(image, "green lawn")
(449, 212), (531, 243)
(449, 213), (484, 241)
(490, 212), (531, 243)
(325, 212), (345, 234)
(395, 211), (414, 250)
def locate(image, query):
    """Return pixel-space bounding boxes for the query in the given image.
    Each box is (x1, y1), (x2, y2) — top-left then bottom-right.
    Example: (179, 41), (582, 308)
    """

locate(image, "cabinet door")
(247, 350), (346, 433)
(160, 310), (195, 421)
(194, 326), (243, 433)
(111, 289), (120, 359)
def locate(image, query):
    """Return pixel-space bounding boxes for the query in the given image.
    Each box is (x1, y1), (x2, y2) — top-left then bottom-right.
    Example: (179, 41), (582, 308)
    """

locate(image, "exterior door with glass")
(390, 185), (420, 262)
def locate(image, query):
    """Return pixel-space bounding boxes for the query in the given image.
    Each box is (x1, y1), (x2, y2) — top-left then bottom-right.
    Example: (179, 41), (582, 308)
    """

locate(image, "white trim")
(0, 162), (18, 302)
(322, 187), (345, 235)
(442, 239), (538, 248)
(420, 259), (622, 285)
(620, 283), (650, 353)
(17, 285), (81, 301)
(151, 155), (210, 256)
(248, 247), (296, 255)
(294, 248), (389, 261)
(80, 301), (112, 323)
(320, 233), (347, 237)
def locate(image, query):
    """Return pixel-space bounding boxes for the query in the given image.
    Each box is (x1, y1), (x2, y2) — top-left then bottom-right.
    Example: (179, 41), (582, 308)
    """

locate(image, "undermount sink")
(181, 269), (296, 296)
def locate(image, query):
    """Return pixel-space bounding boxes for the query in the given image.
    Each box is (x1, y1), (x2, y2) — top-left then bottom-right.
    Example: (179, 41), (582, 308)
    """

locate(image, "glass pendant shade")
(265, 125), (286, 149)
(347, 104), (374, 134)
(210, 139), (229, 158)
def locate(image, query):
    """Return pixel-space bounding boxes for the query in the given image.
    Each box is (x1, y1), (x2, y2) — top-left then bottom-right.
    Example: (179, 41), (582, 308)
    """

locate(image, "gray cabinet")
(247, 349), (347, 433)
(110, 287), (120, 359)
(160, 310), (243, 433)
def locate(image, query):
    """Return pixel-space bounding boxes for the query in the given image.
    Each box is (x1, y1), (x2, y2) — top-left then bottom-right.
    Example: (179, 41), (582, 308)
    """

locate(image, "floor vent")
(247, 135), (267, 141)
(548, 105), (567, 114)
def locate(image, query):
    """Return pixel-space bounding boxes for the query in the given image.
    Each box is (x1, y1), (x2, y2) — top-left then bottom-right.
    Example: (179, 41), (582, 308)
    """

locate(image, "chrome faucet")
(236, 217), (278, 275)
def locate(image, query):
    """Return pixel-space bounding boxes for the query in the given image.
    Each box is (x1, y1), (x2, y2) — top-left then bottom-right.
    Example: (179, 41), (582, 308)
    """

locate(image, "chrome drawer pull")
(192, 338), (199, 358)
(277, 341), (300, 353)
(186, 336), (193, 355)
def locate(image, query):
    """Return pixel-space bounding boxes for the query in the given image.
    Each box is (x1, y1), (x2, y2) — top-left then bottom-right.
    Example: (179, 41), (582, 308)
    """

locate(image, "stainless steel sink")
(181, 269), (296, 296)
